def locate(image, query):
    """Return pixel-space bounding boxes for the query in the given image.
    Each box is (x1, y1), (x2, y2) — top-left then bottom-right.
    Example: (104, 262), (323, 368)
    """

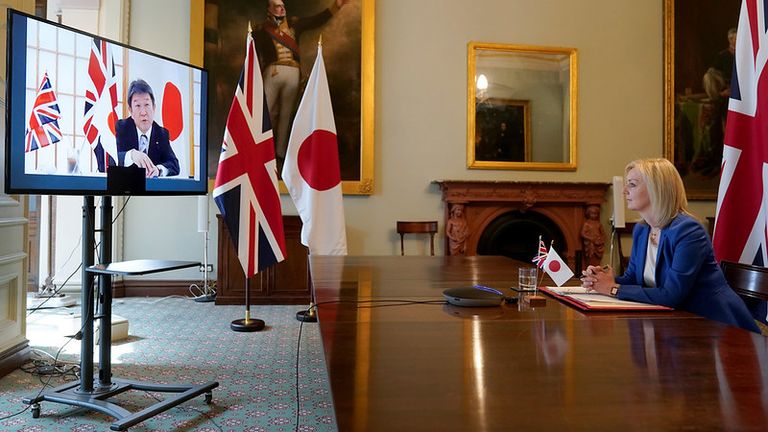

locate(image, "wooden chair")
(397, 221), (438, 256)
(721, 260), (768, 302)
(615, 222), (636, 274)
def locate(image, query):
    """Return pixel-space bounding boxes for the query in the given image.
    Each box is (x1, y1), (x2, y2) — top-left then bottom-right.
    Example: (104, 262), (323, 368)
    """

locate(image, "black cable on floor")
(27, 197), (131, 316)
(0, 319), (87, 422)
(295, 317), (306, 432)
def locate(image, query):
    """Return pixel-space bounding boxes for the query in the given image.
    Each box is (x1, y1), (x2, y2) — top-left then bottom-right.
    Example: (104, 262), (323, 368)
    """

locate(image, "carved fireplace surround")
(435, 180), (610, 267)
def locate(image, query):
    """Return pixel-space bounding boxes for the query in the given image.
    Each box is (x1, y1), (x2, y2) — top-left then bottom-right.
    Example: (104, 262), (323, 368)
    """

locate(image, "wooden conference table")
(310, 255), (768, 431)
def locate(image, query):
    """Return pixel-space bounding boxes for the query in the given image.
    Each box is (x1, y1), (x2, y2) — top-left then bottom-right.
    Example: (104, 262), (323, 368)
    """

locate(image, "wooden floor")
(311, 255), (768, 432)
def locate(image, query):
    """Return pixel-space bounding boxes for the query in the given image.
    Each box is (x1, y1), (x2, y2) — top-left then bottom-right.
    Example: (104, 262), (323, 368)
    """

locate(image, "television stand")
(23, 197), (218, 431)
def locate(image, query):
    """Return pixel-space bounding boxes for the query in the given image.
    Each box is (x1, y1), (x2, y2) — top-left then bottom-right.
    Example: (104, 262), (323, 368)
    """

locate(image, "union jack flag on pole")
(213, 30), (286, 277)
(83, 37), (119, 172)
(713, 0), (768, 320)
(25, 72), (62, 152)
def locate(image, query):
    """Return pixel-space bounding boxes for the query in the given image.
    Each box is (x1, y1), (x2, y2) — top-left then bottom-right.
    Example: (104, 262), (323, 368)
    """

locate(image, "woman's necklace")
(650, 227), (661, 246)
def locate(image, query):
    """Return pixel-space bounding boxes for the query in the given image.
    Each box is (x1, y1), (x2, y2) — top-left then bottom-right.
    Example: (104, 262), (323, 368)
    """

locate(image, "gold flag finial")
(248, 21), (252, 33)
(318, 33), (323, 47)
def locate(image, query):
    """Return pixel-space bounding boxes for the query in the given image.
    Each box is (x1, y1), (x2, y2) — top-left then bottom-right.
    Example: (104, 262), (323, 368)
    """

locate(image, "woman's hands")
(580, 265), (616, 295)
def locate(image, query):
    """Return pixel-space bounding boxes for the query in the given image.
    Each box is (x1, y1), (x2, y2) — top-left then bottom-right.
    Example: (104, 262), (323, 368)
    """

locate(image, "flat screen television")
(4, 9), (208, 195)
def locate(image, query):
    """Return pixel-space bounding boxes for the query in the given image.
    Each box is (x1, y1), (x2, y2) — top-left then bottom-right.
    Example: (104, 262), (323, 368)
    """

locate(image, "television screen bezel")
(4, 8), (209, 196)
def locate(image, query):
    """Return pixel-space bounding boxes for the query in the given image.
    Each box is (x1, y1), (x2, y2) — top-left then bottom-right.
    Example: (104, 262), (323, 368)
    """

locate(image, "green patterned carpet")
(0, 297), (337, 431)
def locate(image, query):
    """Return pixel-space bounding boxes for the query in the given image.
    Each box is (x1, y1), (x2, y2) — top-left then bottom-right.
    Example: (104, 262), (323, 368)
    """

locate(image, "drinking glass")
(66, 147), (78, 174)
(518, 267), (538, 294)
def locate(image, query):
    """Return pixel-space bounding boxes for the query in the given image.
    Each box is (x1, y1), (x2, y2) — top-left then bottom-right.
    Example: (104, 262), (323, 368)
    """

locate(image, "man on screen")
(116, 79), (179, 177)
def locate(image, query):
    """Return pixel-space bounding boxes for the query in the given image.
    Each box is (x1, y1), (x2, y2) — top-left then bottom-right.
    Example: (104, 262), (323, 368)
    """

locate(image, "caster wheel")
(204, 392), (213, 404)
(31, 404), (40, 419)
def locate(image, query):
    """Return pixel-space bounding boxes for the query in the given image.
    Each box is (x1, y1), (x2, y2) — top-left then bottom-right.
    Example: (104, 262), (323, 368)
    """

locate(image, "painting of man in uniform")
(203, 0), (361, 181)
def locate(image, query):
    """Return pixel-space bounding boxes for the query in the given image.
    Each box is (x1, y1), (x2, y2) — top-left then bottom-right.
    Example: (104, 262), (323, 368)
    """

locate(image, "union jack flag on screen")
(83, 37), (119, 172)
(25, 72), (62, 152)
(532, 236), (548, 268)
(713, 0), (768, 320)
(212, 31), (286, 277)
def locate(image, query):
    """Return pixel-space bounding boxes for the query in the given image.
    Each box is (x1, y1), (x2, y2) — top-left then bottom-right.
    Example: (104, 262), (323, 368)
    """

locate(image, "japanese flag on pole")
(281, 43), (347, 255)
(542, 247), (574, 287)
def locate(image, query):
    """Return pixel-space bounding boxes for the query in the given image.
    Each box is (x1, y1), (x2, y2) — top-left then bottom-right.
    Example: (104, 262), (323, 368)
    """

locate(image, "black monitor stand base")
(24, 378), (217, 431)
(22, 196), (218, 431)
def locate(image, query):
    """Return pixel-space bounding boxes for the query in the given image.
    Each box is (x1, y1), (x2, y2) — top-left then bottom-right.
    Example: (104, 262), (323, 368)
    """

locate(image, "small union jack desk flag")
(25, 72), (62, 152)
(532, 236), (548, 268)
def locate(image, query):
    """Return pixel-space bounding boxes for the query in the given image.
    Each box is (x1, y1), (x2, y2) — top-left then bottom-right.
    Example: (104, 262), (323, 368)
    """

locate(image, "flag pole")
(296, 254), (318, 322)
(295, 35), (322, 324)
(230, 270), (266, 332)
(537, 235), (541, 258)
(216, 23), (283, 332)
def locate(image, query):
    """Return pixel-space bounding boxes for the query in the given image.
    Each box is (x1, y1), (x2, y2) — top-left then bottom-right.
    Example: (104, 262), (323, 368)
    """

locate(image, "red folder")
(539, 286), (673, 312)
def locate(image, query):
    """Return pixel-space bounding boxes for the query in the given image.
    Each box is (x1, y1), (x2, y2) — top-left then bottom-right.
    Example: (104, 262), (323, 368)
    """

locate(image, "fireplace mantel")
(434, 180), (610, 266)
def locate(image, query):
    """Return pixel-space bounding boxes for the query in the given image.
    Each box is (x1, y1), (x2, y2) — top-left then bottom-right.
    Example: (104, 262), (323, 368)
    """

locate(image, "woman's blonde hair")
(625, 158), (690, 227)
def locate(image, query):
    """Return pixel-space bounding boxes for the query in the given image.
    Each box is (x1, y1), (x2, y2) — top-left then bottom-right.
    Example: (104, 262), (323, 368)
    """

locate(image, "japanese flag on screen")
(542, 246), (574, 287)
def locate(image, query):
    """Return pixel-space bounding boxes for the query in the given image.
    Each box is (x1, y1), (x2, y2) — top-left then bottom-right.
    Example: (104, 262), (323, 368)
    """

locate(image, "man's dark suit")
(116, 117), (179, 177)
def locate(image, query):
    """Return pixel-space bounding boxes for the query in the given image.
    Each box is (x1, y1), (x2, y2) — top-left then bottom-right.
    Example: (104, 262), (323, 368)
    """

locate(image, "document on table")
(541, 286), (672, 311)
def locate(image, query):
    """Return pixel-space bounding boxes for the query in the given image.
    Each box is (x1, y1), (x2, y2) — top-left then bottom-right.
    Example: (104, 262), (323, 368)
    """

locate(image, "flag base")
(295, 310), (317, 323)
(194, 293), (216, 303)
(230, 318), (265, 332)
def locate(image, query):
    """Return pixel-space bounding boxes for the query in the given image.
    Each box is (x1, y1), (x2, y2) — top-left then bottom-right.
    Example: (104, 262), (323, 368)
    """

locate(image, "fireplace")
(435, 180), (610, 268)
(477, 210), (566, 263)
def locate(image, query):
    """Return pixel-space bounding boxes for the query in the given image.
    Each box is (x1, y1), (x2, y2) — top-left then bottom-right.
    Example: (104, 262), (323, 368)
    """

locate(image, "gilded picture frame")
(190, 0), (374, 195)
(467, 42), (577, 171)
(663, 0), (739, 200)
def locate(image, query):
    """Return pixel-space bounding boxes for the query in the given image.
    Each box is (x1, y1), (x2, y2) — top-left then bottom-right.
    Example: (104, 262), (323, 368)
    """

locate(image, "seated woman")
(581, 158), (759, 333)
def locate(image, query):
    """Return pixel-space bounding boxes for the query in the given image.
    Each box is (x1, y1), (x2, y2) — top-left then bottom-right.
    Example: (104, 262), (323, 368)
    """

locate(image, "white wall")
(121, 0), (716, 280)
(122, 0), (203, 280)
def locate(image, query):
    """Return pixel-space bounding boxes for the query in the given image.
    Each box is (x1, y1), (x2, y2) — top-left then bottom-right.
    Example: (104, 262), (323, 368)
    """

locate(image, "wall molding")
(0, 217), (28, 227)
(0, 196), (21, 207)
(0, 340), (29, 378)
(0, 252), (27, 266)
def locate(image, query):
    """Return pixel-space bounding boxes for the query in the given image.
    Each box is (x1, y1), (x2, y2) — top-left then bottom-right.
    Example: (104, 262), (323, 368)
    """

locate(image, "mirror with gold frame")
(467, 42), (577, 170)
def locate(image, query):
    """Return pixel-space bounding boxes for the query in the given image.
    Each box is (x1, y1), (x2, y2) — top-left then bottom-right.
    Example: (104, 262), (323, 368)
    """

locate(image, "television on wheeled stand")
(4, 9), (217, 430)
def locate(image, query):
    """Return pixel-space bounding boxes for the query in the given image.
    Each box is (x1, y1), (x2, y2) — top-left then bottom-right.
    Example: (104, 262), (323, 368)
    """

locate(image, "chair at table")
(721, 260), (768, 335)
(397, 221), (438, 255)
(720, 260), (768, 302)
(706, 216), (715, 239)
(615, 222), (636, 274)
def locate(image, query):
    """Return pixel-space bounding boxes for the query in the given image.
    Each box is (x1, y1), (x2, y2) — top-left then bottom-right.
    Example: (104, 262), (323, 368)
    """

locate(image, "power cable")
(26, 197), (130, 315)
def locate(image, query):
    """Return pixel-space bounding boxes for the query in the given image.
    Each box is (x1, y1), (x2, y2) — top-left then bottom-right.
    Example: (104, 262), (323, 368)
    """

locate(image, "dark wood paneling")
(112, 279), (200, 298)
(216, 215), (309, 304)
